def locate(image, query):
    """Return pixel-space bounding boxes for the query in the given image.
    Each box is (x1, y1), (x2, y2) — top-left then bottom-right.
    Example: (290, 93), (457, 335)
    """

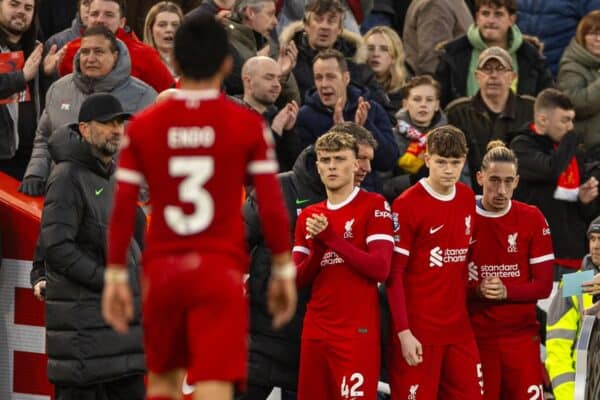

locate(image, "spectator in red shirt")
(58, 0), (174, 92)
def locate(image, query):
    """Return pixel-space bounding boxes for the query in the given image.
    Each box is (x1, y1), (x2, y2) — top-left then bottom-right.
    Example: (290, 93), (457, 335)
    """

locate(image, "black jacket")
(40, 124), (145, 385)
(243, 146), (326, 390)
(435, 35), (554, 108)
(510, 127), (598, 261)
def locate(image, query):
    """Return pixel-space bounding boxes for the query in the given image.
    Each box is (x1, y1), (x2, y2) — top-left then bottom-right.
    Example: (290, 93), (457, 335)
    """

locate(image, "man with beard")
(39, 93), (146, 400)
(242, 55), (301, 172)
(446, 46), (534, 192)
(0, 0), (43, 179)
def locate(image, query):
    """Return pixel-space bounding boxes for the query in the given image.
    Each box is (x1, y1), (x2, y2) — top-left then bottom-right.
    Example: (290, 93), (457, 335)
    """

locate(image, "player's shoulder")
(456, 182), (476, 198)
(391, 182), (421, 209)
(511, 200), (546, 221)
(222, 96), (265, 125)
(359, 189), (388, 205)
(299, 200), (327, 217)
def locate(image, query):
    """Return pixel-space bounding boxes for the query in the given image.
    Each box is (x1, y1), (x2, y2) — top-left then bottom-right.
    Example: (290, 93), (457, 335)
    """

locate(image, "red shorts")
(142, 252), (247, 388)
(388, 336), (484, 400)
(476, 333), (543, 400)
(298, 336), (380, 400)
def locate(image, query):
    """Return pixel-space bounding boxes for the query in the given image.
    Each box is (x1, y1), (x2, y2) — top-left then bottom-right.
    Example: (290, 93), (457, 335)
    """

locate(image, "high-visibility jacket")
(545, 255), (598, 400)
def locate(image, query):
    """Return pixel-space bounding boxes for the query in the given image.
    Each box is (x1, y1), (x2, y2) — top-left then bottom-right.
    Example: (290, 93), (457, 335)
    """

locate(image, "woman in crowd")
(143, 1), (184, 77)
(557, 10), (600, 149)
(360, 25), (409, 116)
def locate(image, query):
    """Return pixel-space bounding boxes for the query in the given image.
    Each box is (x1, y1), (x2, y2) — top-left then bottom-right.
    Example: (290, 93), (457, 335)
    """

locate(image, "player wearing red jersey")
(468, 141), (554, 400)
(292, 131), (394, 400)
(101, 15), (297, 400)
(386, 125), (483, 400)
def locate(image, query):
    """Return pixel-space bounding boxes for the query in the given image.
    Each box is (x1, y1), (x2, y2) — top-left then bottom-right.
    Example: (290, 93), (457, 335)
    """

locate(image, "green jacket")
(546, 255), (599, 400)
(223, 18), (300, 107)
(557, 38), (600, 149)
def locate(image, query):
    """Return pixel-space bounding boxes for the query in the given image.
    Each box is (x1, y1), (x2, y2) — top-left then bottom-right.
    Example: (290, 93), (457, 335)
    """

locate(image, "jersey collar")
(172, 89), (221, 101)
(419, 178), (456, 202)
(475, 195), (512, 218)
(327, 186), (360, 210)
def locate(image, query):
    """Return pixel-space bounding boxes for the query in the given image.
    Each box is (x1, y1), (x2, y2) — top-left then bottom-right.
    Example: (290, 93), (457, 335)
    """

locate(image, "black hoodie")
(243, 146), (326, 391)
(40, 124), (145, 385)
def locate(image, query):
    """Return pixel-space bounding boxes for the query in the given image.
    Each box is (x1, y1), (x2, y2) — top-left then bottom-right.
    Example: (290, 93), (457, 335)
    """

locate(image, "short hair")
(427, 125), (468, 158)
(91, 0), (127, 17)
(576, 10), (600, 46)
(359, 26), (408, 93)
(314, 48), (348, 73)
(534, 88), (574, 114)
(232, 0), (275, 21)
(304, 0), (345, 24)
(315, 131), (358, 157)
(475, 0), (517, 14)
(401, 75), (441, 99)
(330, 122), (378, 150)
(143, 1), (183, 49)
(174, 14), (229, 80)
(481, 140), (518, 171)
(81, 25), (119, 53)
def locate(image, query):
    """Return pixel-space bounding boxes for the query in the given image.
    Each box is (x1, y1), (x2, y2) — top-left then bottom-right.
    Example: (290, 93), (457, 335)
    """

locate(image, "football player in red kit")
(292, 131), (394, 400)
(101, 15), (296, 400)
(468, 140), (554, 400)
(386, 125), (483, 400)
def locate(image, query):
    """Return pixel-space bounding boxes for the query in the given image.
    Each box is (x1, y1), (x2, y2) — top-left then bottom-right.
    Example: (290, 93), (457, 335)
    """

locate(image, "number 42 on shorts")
(341, 373), (364, 398)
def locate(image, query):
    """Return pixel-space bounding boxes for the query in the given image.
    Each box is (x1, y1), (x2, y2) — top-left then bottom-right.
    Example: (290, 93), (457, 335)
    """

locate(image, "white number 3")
(164, 156), (214, 235)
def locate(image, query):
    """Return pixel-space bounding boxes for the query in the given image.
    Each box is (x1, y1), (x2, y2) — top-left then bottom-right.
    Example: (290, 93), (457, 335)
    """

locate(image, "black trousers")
(54, 374), (145, 400)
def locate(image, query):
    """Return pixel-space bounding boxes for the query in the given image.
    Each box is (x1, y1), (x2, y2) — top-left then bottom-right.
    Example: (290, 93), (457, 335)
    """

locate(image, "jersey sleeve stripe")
(394, 246), (410, 256)
(366, 234), (395, 244)
(247, 160), (279, 174)
(292, 246), (310, 255)
(115, 168), (144, 185)
(530, 253), (555, 264)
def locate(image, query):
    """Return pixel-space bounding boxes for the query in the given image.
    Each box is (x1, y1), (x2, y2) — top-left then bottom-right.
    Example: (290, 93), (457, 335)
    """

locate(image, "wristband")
(104, 268), (129, 284)
(272, 262), (297, 280)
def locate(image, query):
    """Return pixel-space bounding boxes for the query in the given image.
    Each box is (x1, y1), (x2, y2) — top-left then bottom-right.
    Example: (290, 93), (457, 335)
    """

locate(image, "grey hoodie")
(24, 39), (157, 180)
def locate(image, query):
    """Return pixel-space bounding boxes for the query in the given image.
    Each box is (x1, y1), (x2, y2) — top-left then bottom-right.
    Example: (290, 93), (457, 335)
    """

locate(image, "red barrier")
(0, 173), (52, 399)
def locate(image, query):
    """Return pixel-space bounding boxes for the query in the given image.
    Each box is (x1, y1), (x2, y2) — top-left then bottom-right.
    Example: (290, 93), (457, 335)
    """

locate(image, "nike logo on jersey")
(95, 187), (104, 196)
(469, 238), (477, 245)
(429, 224), (444, 234)
(295, 198), (310, 205)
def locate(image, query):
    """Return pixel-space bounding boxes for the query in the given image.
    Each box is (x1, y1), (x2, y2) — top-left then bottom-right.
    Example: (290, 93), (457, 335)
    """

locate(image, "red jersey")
(293, 188), (394, 340)
(107, 89), (290, 268)
(387, 179), (476, 345)
(468, 199), (554, 338)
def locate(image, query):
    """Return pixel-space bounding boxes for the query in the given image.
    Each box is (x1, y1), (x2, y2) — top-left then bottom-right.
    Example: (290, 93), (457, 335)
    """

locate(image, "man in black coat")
(510, 88), (599, 280)
(39, 93), (145, 400)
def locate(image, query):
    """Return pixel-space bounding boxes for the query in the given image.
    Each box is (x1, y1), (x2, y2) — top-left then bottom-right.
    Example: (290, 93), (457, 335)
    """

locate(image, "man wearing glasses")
(445, 46), (535, 192)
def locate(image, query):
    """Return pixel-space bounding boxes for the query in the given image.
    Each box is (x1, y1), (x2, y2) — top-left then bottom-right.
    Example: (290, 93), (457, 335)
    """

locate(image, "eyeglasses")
(585, 31), (600, 39)
(478, 65), (512, 75)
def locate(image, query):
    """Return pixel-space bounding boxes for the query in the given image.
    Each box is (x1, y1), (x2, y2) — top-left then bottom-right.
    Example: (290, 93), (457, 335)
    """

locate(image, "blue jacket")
(296, 85), (398, 174)
(517, 0), (600, 76)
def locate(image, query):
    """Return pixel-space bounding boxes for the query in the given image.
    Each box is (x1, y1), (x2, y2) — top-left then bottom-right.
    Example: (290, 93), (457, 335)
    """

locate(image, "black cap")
(78, 93), (131, 123)
(588, 216), (600, 236)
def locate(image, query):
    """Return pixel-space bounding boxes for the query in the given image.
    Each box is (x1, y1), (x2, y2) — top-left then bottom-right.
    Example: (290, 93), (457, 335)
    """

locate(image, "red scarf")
(530, 123), (580, 202)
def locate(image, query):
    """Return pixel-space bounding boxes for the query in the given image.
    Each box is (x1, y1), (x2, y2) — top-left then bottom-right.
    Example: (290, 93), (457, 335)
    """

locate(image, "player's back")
(126, 91), (273, 263)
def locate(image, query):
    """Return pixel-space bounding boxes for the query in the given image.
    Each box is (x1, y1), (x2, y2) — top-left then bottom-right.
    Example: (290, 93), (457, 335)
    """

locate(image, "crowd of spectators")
(3, 0), (600, 399)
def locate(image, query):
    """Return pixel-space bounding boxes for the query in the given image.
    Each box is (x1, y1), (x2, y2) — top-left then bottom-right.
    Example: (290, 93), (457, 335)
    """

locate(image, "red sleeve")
(141, 47), (175, 92)
(385, 197), (413, 333)
(58, 40), (78, 76)
(107, 125), (143, 267)
(292, 211), (326, 287)
(316, 197), (394, 281)
(504, 208), (554, 302)
(249, 123), (290, 255)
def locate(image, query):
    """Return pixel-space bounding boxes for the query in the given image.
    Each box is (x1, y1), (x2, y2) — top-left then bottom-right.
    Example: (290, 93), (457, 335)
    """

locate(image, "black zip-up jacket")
(243, 146), (326, 391)
(510, 126), (598, 262)
(40, 124), (145, 385)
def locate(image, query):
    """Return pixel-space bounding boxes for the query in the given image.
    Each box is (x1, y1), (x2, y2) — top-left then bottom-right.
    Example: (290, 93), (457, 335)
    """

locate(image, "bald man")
(242, 56), (301, 171)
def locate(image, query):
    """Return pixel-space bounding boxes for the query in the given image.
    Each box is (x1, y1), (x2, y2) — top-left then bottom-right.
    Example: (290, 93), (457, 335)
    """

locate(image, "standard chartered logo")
(429, 246), (443, 267)
(429, 247), (468, 267)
